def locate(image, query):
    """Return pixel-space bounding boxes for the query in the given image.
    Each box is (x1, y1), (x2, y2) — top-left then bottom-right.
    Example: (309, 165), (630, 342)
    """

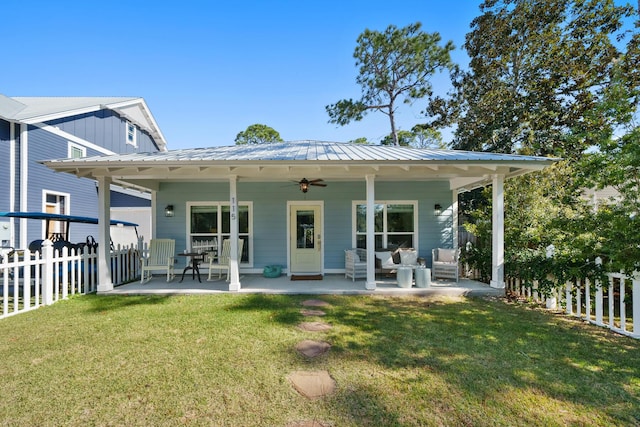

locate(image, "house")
(42, 141), (556, 292)
(0, 95), (167, 249)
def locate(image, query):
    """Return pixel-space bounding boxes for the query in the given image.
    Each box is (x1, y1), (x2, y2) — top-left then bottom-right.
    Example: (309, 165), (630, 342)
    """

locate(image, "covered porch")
(104, 274), (503, 297)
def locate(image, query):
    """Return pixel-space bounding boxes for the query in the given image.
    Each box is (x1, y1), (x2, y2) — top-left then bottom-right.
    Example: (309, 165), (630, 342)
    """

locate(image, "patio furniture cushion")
(437, 248), (456, 263)
(399, 249), (418, 266)
(375, 251), (395, 268)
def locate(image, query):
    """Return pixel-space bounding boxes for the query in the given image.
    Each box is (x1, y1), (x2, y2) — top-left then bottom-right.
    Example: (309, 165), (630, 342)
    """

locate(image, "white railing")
(507, 271), (640, 339)
(1, 240), (141, 320)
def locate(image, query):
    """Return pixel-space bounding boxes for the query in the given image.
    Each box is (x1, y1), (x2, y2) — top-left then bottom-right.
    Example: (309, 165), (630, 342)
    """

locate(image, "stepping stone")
(301, 299), (331, 307)
(300, 309), (326, 317)
(295, 340), (331, 358)
(288, 370), (336, 400)
(298, 321), (332, 332)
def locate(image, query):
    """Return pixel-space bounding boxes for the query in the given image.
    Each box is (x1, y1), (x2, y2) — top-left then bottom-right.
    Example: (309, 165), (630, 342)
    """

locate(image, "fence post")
(545, 244), (557, 309)
(609, 275), (615, 329)
(595, 257), (604, 326)
(41, 240), (54, 306)
(565, 281), (573, 315)
(633, 272), (640, 338)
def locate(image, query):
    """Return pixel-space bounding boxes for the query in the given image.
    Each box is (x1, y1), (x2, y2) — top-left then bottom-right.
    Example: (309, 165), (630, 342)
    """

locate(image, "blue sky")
(2, 1), (631, 150)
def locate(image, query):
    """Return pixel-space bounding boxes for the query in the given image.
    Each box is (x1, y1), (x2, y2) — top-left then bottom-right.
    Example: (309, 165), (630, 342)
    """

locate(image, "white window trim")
(126, 121), (137, 147)
(352, 200), (419, 251)
(185, 201), (253, 266)
(68, 141), (86, 158)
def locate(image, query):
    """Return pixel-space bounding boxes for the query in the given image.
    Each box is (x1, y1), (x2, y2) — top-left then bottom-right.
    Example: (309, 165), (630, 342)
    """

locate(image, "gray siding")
(155, 180), (454, 271)
(48, 110), (159, 154)
(111, 191), (151, 208)
(25, 126), (102, 244)
(0, 119), (10, 212)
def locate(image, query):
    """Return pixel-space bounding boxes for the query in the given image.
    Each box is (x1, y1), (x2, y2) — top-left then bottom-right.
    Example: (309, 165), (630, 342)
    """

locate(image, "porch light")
(164, 205), (174, 217)
(434, 204), (442, 216)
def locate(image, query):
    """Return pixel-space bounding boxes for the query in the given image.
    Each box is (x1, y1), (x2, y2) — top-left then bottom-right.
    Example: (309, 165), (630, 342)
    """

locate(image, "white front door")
(289, 204), (322, 274)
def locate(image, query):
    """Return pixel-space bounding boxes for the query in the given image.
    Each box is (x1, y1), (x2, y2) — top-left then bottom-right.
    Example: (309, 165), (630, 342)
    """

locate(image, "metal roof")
(45, 140), (554, 163)
(0, 95), (168, 151)
(7, 96), (137, 121)
(42, 140), (557, 193)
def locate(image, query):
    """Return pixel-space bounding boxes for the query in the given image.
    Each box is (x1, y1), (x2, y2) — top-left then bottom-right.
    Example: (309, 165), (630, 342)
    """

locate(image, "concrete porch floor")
(104, 273), (504, 297)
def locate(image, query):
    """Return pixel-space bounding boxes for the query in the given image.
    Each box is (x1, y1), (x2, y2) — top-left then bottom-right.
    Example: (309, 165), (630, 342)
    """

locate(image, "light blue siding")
(155, 180), (455, 270)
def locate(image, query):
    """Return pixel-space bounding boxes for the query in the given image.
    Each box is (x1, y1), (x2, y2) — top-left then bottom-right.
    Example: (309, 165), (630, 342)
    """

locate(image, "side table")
(396, 266), (413, 288)
(178, 252), (206, 283)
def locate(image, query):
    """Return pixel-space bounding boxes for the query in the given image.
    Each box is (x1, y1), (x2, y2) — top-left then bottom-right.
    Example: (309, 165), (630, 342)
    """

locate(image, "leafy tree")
(576, 26), (640, 272)
(450, 1), (639, 289)
(327, 22), (454, 146)
(235, 124), (283, 145)
(427, 0), (636, 159)
(379, 127), (445, 148)
(380, 130), (414, 146)
(409, 126), (445, 149)
(349, 137), (370, 144)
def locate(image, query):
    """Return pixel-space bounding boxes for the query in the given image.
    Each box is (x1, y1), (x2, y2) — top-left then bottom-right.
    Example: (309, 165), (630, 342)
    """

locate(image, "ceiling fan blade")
(308, 179), (324, 184)
(310, 182), (327, 187)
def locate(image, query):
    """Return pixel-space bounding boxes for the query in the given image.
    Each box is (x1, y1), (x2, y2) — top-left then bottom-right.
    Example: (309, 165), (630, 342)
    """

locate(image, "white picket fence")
(0, 240), (141, 320)
(507, 271), (640, 339)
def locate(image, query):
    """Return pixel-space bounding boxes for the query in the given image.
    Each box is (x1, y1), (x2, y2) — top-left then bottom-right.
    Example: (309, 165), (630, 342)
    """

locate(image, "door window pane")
(296, 210), (315, 249)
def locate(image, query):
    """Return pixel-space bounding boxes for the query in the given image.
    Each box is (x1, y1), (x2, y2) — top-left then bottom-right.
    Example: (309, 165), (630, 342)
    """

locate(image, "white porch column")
(97, 176), (114, 292)
(19, 124), (28, 249)
(491, 174), (505, 289)
(365, 174), (376, 290)
(228, 175), (241, 291)
(452, 191), (459, 250)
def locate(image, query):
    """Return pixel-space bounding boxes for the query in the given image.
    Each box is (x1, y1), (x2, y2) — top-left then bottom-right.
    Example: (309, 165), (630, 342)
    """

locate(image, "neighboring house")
(43, 141), (556, 292)
(0, 95), (167, 249)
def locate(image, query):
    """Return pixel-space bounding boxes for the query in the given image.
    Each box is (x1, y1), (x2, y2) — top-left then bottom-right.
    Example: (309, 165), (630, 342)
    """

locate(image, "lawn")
(0, 293), (638, 426)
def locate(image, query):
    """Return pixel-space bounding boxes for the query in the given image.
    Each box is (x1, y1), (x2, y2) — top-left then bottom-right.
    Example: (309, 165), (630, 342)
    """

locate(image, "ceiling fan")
(295, 178), (327, 193)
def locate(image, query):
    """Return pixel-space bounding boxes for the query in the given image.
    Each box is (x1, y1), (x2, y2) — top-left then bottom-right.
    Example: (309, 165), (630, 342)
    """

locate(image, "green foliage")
(327, 22), (454, 146)
(449, 1), (639, 294)
(379, 127), (445, 148)
(349, 136), (370, 144)
(426, 0), (636, 158)
(234, 123), (283, 145)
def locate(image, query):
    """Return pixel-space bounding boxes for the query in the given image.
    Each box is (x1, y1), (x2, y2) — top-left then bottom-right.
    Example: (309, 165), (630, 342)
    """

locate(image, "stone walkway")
(287, 299), (337, 427)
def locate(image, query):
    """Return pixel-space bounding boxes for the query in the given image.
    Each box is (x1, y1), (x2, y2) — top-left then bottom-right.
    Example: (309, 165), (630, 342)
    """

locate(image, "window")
(44, 191), (69, 240)
(126, 121), (137, 146)
(68, 142), (86, 159)
(187, 202), (252, 264)
(353, 201), (417, 250)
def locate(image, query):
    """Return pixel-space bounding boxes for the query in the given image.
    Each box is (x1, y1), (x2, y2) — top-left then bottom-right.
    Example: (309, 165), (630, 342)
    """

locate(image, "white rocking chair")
(140, 239), (176, 283)
(207, 239), (244, 282)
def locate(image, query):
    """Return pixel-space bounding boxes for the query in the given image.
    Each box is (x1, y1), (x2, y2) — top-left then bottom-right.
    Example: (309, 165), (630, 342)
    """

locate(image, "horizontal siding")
(155, 180), (454, 270)
(26, 126), (97, 243)
(111, 191), (151, 208)
(0, 120), (10, 212)
(48, 109), (160, 155)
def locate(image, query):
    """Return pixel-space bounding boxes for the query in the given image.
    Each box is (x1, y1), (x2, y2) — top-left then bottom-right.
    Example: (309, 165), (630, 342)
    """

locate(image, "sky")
(2, 1), (629, 150)
(2, 0), (486, 149)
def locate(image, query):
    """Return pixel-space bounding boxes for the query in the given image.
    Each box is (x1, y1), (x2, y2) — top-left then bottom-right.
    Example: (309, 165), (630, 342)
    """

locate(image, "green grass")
(0, 293), (638, 426)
